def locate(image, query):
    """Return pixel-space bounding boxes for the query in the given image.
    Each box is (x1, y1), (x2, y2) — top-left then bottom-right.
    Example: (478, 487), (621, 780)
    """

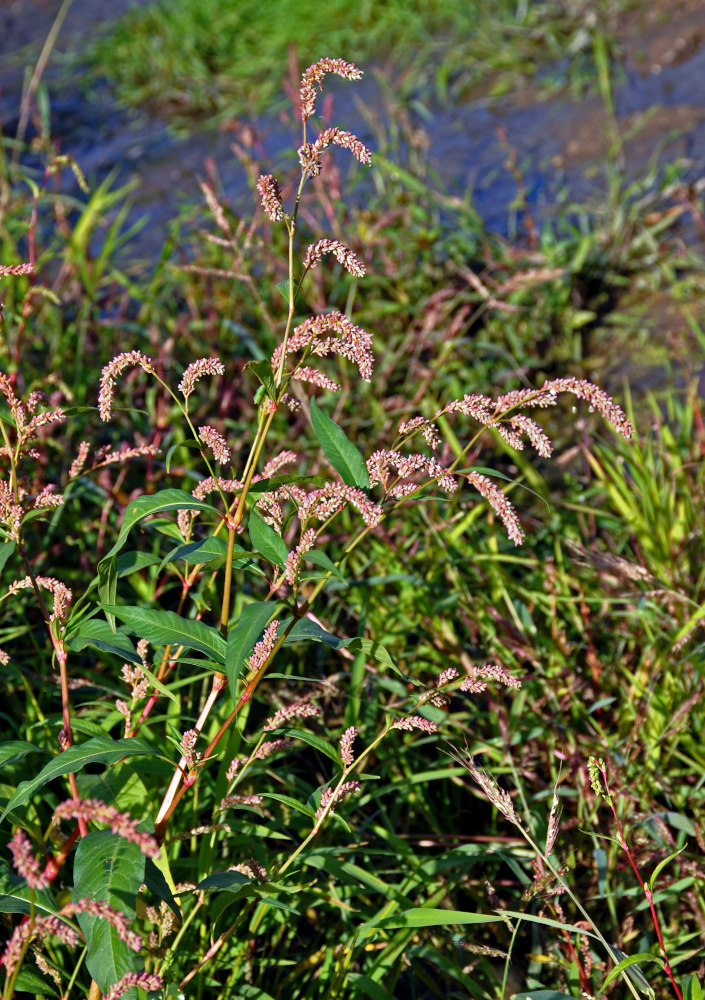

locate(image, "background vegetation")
(1, 1), (704, 998)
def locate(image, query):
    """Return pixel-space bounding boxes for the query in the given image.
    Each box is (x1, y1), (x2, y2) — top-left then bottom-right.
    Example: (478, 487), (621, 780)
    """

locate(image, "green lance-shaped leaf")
(0, 736), (164, 822)
(601, 949), (664, 992)
(66, 618), (141, 665)
(360, 907), (504, 931)
(0, 861), (58, 918)
(0, 740), (48, 767)
(248, 510), (288, 567)
(99, 489), (218, 565)
(72, 831), (145, 996)
(225, 602), (277, 706)
(310, 397), (370, 489)
(101, 605), (226, 663)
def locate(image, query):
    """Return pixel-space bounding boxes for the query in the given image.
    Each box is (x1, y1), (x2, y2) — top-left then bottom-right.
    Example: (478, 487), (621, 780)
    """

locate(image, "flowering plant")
(0, 58), (634, 998)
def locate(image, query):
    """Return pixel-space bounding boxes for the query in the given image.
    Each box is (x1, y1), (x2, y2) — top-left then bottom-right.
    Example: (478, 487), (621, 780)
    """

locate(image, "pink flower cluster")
(54, 798), (160, 858)
(339, 726), (357, 767)
(367, 449), (457, 497)
(246, 620), (280, 673)
(264, 699), (321, 731)
(198, 424), (231, 465)
(392, 715), (438, 734)
(299, 57), (363, 121)
(7, 575), (72, 622)
(98, 351), (154, 421)
(179, 356), (225, 398)
(271, 311), (374, 384)
(304, 239), (365, 277)
(316, 780), (361, 820)
(256, 174), (284, 221)
(459, 663), (522, 693)
(299, 126), (372, 178)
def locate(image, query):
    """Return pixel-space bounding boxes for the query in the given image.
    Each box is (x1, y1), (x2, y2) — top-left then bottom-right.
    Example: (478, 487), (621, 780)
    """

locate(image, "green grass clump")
(88, 0), (635, 128)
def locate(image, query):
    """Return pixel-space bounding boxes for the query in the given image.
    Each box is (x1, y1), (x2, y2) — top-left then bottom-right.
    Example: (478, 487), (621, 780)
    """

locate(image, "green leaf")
(260, 792), (316, 819)
(157, 535), (229, 573)
(101, 605), (226, 663)
(165, 438), (203, 474)
(100, 489), (218, 564)
(0, 540), (15, 576)
(197, 870), (253, 892)
(66, 619), (141, 665)
(144, 858), (182, 921)
(682, 975), (704, 1000)
(225, 602), (276, 705)
(13, 968), (59, 997)
(648, 845), (687, 892)
(310, 397), (370, 489)
(245, 358), (276, 400)
(361, 907), (503, 930)
(0, 736), (164, 822)
(72, 831), (145, 995)
(0, 740), (47, 767)
(248, 510), (288, 566)
(284, 617), (344, 648)
(98, 554), (117, 608)
(601, 950), (664, 991)
(116, 550), (161, 577)
(267, 726), (340, 764)
(511, 993), (580, 1000)
(348, 975), (395, 1000)
(0, 861), (58, 917)
(499, 910), (599, 939)
(304, 548), (346, 581)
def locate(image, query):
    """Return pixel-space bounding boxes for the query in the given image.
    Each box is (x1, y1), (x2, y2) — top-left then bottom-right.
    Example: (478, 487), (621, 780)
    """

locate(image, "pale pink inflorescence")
(103, 972), (164, 1000)
(98, 351), (154, 421)
(271, 311), (374, 383)
(436, 667), (459, 688)
(53, 798), (160, 858)
(228, 859), (268, 880)
(459, 663), (522, 693)
(264, 699), (321, 731)
(316, 781), (361, 820)
(392, 715), (438, 734)
(246, 620), (280, 674)
(285, 528), (317, 585)
(198, 424), (231, 465)
(299, 127), (372, 178)
(7, 575), (72, 622)
(304, 239), (365, 277)
(466, 472), (524, 546)
(178, 357), (225, 399)
(256, 174), (284, 222)
(299, 57), (363, 121)
(339, 726), (357, 767)
(367, 449), (457, 497)
(219, 793), (264, 811)
(0, 649), (9, 665)
(8, 829), (48, 889)
(0, 262), (34, 275)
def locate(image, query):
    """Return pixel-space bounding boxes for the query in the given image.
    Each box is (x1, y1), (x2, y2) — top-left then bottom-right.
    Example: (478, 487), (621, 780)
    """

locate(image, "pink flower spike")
(300, 58), (363, 121)
(103, 973), (164, 1000)
(0, 262), (34, 275)
(466, 471), (525, 546)
(198, 424), (231, 464)
(8, 830), (48, 889)
(392, 715), (438, 734)
(256, 174), (284, 221)
(98, 351), (154, 422)
(304, 239), (365, 277)
(179, 357), (224, 398)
